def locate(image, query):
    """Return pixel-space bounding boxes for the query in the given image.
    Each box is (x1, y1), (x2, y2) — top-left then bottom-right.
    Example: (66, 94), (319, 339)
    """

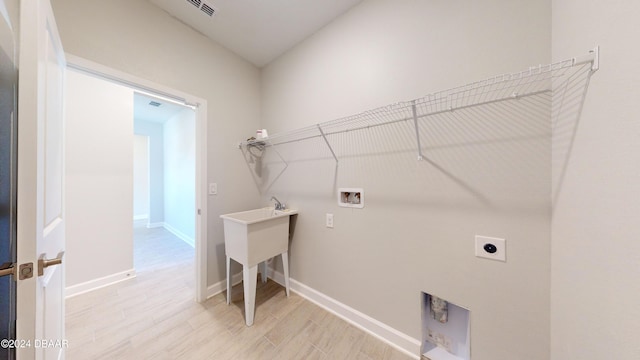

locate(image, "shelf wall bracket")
(317, 124), (338, 164)
(272, 146), (289, 168)
(412, 101), (425, 161)
(591, 45), (600, 72)
(572, 45), (600, 72)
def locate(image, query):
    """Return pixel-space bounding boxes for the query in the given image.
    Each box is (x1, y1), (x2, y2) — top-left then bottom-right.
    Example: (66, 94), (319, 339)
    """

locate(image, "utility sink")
(220, 207), (297, 266)
(220, 207), (297, 224)
(220, 207), (298, 326)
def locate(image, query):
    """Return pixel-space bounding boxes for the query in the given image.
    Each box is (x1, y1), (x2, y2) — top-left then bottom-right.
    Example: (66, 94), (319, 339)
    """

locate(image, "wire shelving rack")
(240, 47), (599, 162)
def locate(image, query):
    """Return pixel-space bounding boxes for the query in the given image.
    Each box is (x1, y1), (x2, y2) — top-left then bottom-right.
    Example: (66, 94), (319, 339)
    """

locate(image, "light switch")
(209, 183), (217, 195)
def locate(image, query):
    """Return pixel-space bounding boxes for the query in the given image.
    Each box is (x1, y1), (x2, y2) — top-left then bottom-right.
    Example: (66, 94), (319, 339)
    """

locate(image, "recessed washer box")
(338, 188), (364, 208)
(421, 292), (470, 359)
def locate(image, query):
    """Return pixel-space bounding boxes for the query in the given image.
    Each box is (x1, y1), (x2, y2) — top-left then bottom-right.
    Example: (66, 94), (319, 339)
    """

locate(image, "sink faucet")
(271, 196), (285, 210)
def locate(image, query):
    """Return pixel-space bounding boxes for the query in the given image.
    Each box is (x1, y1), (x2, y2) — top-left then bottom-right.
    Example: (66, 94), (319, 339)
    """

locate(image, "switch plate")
(209, 183), (217, 195)
(475, 235), (506, 262)
(326, 213), (334, 228)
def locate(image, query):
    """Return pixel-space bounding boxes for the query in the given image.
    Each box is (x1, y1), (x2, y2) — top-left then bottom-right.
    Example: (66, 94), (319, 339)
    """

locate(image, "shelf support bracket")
(272, 146), (289, 168)
(572, 45), (599, 72)
(317, 124), (338, 164)
(412, 101), (424, 161)
(590, 45), (600, 72)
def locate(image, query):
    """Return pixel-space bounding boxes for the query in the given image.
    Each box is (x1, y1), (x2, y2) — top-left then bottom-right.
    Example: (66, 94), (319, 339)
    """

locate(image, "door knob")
(0, 264), (15, 279)
(0, 263), (35, 280)
(38, 251), (64, 276)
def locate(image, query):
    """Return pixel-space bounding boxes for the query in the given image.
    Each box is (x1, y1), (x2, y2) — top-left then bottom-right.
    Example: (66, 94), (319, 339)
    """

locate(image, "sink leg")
(282, 251), (290, 297)
(243, 265), (258, 326)
(226, 256), (232, 305)
(260, 261), (268, 283)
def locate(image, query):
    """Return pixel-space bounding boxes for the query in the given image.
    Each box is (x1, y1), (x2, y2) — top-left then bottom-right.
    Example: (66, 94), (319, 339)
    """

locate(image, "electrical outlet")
(434, 332), (445, 346)
(326, 213), (334, 228)
(209, 183), (217, 195)
(427, 328), (437, 343)
(426, 329), (452, 352)
(475, 235), (506, 262)
(442, 334), (452, 352)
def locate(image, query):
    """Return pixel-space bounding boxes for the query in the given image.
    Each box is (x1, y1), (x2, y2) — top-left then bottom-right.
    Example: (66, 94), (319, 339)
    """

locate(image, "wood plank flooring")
(65, 222), (413, 359)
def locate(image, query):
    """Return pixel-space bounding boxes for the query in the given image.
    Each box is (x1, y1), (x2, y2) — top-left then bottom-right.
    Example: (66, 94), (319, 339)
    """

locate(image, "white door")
(16, 0), (66, 359)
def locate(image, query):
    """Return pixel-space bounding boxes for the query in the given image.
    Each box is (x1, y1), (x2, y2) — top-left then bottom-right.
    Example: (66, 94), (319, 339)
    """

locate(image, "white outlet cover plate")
(326, 213), (334, 228)
(475, 235), (506, 262)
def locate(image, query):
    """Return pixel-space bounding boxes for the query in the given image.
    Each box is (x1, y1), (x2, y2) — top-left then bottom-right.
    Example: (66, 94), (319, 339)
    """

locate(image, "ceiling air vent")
(186, 0), (217, 18)
(187, 0), (201, 8)
(200, 3), (216, 17)
(149, 101), (162, 107)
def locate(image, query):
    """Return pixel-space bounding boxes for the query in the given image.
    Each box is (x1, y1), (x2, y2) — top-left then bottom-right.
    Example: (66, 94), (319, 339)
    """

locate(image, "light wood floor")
(65, 222), (413, 359)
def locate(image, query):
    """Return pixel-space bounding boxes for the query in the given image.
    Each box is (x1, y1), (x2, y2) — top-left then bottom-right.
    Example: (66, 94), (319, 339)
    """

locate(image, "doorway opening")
(64, 56), (208, 302)
(132, 92), (196, 281)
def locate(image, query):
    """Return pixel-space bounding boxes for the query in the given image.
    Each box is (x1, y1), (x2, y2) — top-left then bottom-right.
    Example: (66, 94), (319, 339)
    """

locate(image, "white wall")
(132, 135), (149, 220)
(52, 0), (262, 287)
(261, 1), (551, 359)
(551, 1), (640, 359)
(53, 0), (640, 357)
(163, 108), (196, 245)
(65, 69), (134, 288)
(134, 120), (164, 225)
(0, 0), (18, 56)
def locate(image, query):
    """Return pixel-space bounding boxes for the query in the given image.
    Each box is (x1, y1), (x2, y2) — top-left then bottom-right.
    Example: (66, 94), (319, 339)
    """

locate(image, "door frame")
(66, 54), (209, 302)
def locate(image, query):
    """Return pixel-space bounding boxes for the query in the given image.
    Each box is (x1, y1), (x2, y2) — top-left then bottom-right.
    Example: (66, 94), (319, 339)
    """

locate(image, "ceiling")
(134, 92), (191, 124)
(148, 0), (364, 67)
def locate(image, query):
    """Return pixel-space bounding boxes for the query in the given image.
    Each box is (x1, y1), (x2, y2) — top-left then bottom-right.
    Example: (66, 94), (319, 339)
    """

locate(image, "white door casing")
(66, 55), (209, 302)
(16, 0), (66, 359)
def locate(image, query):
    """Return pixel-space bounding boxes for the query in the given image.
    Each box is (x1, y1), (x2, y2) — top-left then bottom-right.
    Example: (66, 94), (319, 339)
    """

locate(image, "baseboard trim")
(269, 270), (421, 359)
(206, 272), (243, 299)
(65, 269), (136, 298)
(163, 223), (195, 248)
(146, 222), (164, 229)
(133, 214), (148, 221)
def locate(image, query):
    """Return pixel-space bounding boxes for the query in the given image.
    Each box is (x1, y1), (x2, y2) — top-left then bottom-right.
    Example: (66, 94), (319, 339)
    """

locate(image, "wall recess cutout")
(338, 188), (364, 209)
(421, 292), (470, 360)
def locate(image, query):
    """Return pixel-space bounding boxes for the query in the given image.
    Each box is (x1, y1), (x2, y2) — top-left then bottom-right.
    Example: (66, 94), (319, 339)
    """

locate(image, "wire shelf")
(241, 48), (599, 162)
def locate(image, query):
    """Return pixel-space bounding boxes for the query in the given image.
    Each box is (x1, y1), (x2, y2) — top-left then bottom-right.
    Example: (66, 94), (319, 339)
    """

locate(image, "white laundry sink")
(220, 207), (296, 224)
(220, 207), (298, 326)
(220, 207), (297, 266)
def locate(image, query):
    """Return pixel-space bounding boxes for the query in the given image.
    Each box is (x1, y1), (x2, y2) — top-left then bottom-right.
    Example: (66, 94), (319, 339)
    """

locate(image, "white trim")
(65, 54), (200, 106)
(65, 269), (136, 298)
(65, 53), (209, 303)
(164, 222), (195, 248)
(269, 270), (421, 359)
(146, 222), (165, 229)
(133, 214), (148, 221)
(206, 272), (244, 299)
(194, 94), (208, 302)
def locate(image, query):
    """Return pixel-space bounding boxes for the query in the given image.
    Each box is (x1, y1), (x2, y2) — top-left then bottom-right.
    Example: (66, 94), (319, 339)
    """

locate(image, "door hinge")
(0, 262), (33, 280)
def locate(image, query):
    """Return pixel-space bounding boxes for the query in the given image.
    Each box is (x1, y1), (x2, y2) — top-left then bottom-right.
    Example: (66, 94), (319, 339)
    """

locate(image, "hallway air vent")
(187, 0), (201, 8)
(201, 3), (216, 17)
(149, 101), (162, 107)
